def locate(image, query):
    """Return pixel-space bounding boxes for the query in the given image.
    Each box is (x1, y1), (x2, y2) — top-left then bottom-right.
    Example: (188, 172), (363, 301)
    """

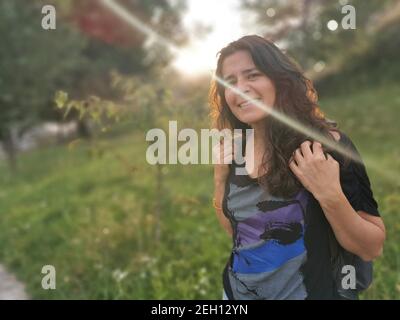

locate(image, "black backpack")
(328, 228), (373, 300)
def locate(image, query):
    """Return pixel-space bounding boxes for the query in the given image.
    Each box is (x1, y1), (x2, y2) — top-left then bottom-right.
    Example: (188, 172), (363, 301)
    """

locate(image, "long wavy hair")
(209, 35), (339, 198)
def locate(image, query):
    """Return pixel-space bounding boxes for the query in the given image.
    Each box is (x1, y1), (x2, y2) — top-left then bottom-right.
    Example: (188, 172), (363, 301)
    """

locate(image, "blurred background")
(0, 0), (399, 299)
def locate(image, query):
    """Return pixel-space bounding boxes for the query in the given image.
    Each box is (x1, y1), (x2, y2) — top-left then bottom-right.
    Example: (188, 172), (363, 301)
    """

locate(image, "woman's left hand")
(289, 140), (342, 201)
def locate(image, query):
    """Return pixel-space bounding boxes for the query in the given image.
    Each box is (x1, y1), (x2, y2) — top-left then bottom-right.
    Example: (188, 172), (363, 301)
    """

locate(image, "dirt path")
(0, 264), (29, 300)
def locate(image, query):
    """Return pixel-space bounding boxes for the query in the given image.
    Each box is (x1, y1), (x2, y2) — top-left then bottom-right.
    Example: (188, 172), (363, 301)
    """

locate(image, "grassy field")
(0, 83), (399, 299)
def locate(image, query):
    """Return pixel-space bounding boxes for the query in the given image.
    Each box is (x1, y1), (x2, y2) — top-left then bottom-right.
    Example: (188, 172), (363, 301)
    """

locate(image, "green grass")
(0, 83), (399, 299)
(0, 131), (230, 299)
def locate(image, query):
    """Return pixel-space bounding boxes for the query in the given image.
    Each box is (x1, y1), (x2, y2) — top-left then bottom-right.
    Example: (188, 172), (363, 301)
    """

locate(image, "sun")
(171, 0), (246, 77)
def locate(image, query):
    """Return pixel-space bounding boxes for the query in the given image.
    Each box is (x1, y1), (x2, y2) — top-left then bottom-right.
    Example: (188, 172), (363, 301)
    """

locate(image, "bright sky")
(172, 0), (250, 77)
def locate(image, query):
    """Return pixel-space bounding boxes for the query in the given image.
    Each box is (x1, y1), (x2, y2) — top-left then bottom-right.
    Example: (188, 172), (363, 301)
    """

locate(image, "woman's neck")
(245, 125), (269, 178)
(250, 122), (267, 150)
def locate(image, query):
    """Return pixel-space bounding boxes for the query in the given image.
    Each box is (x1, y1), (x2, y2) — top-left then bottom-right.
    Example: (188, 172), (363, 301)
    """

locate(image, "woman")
(209, 35), (386, 300)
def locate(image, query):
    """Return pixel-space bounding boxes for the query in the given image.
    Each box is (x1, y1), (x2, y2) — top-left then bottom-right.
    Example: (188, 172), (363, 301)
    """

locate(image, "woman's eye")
(248, 73), (260, 79)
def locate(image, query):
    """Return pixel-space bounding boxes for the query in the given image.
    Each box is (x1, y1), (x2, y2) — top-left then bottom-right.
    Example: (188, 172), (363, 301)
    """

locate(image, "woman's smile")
(238, 98), (262, 109)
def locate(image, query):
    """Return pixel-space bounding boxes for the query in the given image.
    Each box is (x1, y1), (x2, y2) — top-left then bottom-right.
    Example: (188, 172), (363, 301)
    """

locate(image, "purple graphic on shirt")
(236, 191), (308, 247)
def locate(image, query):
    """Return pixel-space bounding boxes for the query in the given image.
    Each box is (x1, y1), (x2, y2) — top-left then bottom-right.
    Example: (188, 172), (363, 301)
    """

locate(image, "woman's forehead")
(221, 50), (257, 78)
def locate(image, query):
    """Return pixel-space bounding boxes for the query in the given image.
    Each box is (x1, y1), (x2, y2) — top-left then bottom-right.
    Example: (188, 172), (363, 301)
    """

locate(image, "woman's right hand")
(212, 134), (236, 236)
(212, 136), (235, 185)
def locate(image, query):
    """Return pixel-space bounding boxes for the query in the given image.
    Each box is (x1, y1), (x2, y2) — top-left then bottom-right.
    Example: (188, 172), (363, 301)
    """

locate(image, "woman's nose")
(236, 79), (251, 94)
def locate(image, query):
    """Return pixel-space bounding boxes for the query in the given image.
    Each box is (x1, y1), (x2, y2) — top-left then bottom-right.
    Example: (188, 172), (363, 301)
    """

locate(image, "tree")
(0, 0), (88, 170)
(55, 67), (184, 243)
(0, 0), (189, 170)
(67, 0), (189, 96)
(241, 0), (400, 76)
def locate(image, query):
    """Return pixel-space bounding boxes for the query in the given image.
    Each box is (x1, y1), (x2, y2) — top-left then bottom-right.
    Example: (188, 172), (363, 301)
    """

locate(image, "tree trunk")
(2, 129), (18, 172)
(77, 119), (92, 139)
(154, 163), (163, 243)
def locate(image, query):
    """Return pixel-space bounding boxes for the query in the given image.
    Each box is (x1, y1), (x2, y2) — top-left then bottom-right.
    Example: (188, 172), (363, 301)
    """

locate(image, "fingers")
(288, 156), (302, 177)
(212, 138), (234, 165)
(293, 148), (304, 165)
(294, 140), (327, 163)
(300, 140), (312, 159)
(326, 153), (338, 165)
(312, 141), (326, 159)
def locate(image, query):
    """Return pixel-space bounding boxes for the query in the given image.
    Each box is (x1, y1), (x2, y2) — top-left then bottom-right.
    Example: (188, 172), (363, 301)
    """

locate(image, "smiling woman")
(209, 35), (385, 300)
(222, 51), (276, 127)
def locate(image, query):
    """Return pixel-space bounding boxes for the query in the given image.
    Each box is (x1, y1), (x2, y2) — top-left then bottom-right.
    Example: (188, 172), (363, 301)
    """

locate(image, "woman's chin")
(236, 112), (269, 125)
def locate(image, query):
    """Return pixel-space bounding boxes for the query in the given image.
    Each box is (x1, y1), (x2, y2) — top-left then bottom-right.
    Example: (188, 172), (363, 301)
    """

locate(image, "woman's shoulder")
(328, 129), (358, 154)
(326, 129), (364, 172)
(328, 130), (380, 216)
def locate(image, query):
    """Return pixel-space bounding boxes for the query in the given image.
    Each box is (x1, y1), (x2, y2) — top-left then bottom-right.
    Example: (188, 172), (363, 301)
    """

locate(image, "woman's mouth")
(238, 98), (261, 109)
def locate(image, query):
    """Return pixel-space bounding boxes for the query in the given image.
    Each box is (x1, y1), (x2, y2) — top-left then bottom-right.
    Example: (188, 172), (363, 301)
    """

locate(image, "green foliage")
(54, 91), (121, 131)
(241, 0), (400, 78)
(315, 20), (400, 96)
(0, 0), (189, 142)
(0, 0), (87, 136)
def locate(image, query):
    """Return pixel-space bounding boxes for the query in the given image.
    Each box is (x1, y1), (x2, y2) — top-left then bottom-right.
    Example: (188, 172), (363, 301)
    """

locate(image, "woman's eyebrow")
(223, 68), (258, 80)
(242, 68), (258, 74)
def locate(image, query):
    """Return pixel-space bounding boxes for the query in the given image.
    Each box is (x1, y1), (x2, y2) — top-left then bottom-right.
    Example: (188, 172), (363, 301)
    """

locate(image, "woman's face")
(221, 50), (276, 126)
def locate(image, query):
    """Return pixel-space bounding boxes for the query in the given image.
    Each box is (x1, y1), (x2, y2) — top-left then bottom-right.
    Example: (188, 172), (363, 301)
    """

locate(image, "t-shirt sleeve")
(332, 133), (380, 217)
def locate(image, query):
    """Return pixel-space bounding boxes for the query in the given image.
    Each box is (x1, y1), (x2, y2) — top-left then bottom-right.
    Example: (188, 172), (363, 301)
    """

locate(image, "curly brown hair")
(209, 35), (339, 198)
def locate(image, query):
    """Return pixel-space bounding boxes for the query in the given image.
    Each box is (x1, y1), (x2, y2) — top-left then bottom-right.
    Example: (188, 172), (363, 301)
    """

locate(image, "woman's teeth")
(239, 98), (261, 108)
